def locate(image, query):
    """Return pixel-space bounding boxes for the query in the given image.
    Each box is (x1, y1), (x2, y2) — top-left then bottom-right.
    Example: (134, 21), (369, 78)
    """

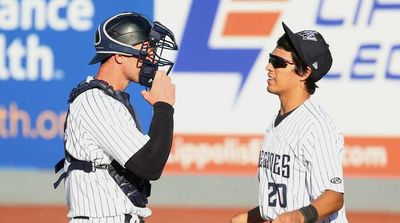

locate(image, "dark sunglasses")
(268, 53), (295, 69)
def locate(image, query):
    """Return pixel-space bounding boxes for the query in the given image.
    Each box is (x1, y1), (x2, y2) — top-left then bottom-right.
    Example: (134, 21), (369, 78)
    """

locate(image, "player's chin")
(266, 85), (277, 94)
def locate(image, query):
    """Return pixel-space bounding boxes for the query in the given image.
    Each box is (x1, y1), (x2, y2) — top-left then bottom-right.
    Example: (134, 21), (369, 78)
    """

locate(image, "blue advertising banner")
(0, 0), (153, 169)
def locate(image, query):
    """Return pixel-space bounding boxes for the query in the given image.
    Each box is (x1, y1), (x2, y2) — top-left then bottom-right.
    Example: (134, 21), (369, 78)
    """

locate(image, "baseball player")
(231, 23), (348, 223)
(54, 12), (178, 223)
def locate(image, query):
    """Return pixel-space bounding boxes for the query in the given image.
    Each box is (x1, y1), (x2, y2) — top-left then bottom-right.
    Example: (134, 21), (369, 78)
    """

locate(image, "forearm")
(248, 206), (265, 223)
(273, 190), (344, 223)
(231, 206), (265, 223)
(311, 189), (344, 221)
(125, 102), (174, 180)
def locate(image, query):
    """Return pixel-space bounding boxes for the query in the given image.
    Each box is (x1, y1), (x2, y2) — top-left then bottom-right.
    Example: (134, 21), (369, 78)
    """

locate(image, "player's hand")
(141, 70), (175, 106)
(231, 212), (248, 223)
(231, 212), (272, 223)
(130, 206), (152, 218)
(271, 210), (304, 223)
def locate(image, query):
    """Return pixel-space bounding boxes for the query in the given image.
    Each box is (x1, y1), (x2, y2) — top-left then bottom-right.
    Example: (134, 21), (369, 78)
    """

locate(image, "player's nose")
(265, 61), (274, 71)
(265, 63), (274, 74)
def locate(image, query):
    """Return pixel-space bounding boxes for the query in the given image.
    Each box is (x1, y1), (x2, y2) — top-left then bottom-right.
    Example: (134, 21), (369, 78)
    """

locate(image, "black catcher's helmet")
(89, 12), (178, 88)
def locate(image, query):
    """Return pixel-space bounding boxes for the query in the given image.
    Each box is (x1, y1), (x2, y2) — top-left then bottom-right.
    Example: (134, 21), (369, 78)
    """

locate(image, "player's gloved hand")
(130, 206), (152, 218)
(272, 210), (305, 223)
(141, 70), (175, 106)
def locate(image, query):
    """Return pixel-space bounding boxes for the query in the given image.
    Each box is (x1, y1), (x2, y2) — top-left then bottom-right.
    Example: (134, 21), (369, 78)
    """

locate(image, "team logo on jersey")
(330, 177), (342, 184)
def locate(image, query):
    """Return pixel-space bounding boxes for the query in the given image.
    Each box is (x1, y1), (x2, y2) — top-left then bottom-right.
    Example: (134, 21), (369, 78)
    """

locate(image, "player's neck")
(96, 65), (129, 91)
(278, 89), (310, 115)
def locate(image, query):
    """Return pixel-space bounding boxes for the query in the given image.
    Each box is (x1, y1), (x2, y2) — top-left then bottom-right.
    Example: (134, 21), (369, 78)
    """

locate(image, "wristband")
(299, 204), (318, 223)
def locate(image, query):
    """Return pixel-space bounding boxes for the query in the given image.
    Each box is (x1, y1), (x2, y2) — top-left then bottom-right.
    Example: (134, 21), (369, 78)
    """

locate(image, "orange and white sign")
(166, 134), (262, 175)
(343, 137), (400, 178)
(165, 135), (400, 178)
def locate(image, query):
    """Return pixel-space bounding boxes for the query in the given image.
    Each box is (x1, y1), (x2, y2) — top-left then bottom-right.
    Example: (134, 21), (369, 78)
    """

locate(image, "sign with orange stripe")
(343, 137), (400, 178)
(155, 0), (400, 179)
(164, 134), (400, 178)
(223, 12), (280, 36)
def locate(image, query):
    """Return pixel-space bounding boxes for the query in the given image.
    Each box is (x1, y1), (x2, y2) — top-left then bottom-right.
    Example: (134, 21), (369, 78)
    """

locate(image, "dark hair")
(276, 33), (317, 95)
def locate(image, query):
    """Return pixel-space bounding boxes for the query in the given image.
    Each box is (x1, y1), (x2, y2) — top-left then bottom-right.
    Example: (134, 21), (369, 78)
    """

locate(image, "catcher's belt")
(54, 150), (150, 207)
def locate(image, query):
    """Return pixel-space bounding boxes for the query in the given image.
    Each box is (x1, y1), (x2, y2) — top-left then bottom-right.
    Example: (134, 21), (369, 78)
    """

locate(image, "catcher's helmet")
(89, 12), (178, 88)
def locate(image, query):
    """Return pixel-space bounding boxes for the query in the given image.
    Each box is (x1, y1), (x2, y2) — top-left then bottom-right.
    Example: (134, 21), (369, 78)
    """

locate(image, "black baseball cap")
(282, 22), (332, 82)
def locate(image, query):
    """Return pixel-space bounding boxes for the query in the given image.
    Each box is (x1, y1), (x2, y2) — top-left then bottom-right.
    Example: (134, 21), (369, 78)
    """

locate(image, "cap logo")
(297, 30), (318, 41)
(312, 62), (318, 69)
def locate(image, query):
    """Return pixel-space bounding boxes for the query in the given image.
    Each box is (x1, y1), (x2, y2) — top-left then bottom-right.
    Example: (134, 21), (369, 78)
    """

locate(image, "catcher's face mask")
(137, 21), (178, 88)
(89, 12), (178, 88)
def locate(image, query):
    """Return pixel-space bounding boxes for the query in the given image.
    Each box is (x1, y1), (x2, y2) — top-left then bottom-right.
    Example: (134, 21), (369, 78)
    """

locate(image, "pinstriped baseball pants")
(69, 214), (143, 223)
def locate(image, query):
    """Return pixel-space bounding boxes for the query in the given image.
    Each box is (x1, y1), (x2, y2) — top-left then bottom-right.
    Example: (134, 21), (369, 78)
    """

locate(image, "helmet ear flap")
(94, 29), (100, 45)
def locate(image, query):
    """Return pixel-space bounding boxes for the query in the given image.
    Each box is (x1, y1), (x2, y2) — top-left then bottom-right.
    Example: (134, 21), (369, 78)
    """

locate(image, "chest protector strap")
(53, 78), (151, 208)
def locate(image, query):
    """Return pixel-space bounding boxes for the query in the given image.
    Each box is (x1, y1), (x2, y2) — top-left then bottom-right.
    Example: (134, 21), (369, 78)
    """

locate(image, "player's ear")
(114, 54), (124, 64)
(299, 67), (312, 81)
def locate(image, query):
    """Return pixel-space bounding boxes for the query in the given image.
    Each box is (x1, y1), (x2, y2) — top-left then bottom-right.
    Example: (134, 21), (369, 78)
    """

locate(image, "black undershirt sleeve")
(125, 102), (174, 180)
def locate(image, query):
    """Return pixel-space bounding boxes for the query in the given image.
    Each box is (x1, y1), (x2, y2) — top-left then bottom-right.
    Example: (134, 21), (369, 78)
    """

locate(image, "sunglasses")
(268, 53), (295, 69)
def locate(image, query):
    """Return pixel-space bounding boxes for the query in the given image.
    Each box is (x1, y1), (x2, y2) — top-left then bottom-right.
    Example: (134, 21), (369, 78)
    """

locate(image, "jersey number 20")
(268, 182), (287, 208)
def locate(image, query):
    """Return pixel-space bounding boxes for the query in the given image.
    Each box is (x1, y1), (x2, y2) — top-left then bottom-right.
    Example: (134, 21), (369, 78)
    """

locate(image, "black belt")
(72, 214), (143, 223)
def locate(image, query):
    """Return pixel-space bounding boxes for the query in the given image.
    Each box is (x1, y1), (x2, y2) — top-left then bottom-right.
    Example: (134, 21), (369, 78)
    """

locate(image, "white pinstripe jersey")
(63, 77), (150, 220)
(258, 98), (348, 222)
